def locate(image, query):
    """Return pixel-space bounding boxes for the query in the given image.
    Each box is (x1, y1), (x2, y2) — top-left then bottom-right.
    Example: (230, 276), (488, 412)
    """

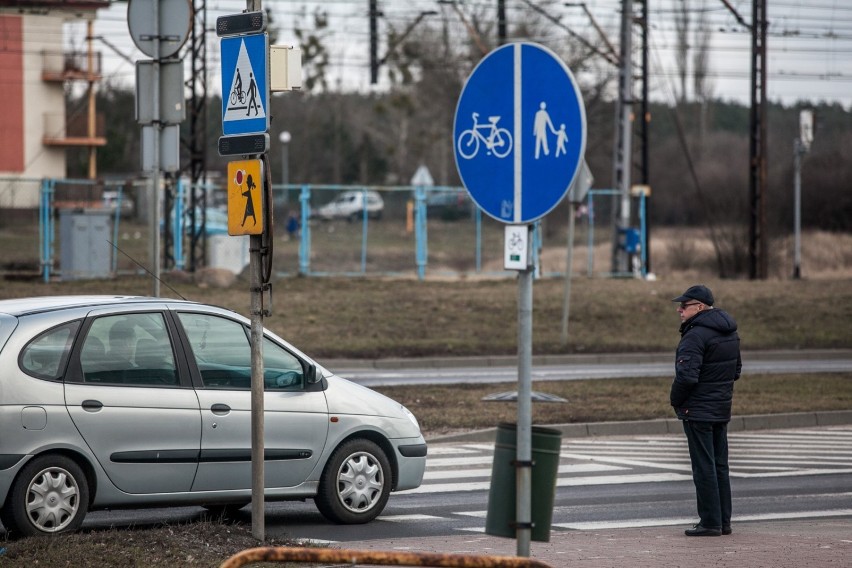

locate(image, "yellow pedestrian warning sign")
(228, 159), (264, 235)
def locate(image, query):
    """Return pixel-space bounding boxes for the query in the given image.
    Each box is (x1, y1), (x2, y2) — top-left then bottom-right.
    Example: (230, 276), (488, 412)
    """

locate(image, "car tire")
(2, 455), (89, 536)
(315, 439), (392, 524)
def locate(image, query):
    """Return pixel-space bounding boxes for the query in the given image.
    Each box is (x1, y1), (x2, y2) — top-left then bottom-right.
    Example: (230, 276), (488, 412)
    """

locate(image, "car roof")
(0, 296), (198, 317)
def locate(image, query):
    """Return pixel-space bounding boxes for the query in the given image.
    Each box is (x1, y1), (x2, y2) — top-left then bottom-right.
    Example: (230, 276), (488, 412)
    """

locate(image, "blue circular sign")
(453, 43), (587, 224)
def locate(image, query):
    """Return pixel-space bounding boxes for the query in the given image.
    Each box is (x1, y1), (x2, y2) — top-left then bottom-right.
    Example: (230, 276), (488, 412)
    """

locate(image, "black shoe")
(685, 524), (722, 537)
(722, 525), (732, 535)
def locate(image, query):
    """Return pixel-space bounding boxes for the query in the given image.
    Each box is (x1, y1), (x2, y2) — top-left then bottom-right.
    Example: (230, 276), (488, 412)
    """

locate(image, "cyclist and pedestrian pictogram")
(453, 42), (587, 224)
(221, 33), (269, 136)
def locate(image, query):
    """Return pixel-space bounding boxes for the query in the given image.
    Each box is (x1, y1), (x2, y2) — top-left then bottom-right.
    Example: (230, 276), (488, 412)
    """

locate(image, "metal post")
(793, 138), (802, 279)
(111, 187), (122, 273)
(174, 178), (185, 270)
(40, 179), (53, 283)
(86, 20), (97, 180)
(640, 191), (647, 278)
(279, 131), (290, 207)
(516, 225), (533, 557)
(150, 0), (161, 297)
(611, 0), (633, 275)
(247, 0), (264, 542)
(360, 188), (369, 274)
(415, 185), (427, 280)
(475, 208), (482, 273)
(749, 0), (768, 279)
(249, 235), (265, 542)
(587, 191), (594, 277)
(299, 185), (311, 275)
(561, 202), (576, 343)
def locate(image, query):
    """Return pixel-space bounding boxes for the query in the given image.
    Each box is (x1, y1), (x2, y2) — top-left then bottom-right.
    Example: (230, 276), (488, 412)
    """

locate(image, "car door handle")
(81, 400), (103, 412)
(211, 404), (231, 415)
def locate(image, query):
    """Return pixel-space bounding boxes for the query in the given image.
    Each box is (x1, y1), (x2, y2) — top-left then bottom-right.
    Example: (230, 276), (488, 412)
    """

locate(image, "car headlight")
(401, 405), (420, 432)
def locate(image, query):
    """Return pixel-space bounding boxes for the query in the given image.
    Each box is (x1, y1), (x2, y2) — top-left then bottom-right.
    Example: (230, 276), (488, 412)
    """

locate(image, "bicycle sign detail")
(453, 42), (587, 224)
(457, 112), (513, 159)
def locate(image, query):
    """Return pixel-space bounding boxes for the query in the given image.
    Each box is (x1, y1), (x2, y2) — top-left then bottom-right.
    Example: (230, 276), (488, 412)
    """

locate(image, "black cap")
(672, 284), (714, 306)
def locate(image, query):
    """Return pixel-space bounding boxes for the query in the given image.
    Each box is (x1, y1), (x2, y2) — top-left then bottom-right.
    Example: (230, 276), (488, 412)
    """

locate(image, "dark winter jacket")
(670, 307), (742, 422)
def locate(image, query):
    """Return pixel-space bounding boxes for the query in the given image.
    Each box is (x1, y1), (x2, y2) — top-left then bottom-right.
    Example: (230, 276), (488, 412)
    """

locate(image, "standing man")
(670, 284), (742, 537)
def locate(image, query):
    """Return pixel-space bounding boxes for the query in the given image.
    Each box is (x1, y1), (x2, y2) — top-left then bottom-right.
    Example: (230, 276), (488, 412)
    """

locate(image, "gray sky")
(72, 0), (852, 107)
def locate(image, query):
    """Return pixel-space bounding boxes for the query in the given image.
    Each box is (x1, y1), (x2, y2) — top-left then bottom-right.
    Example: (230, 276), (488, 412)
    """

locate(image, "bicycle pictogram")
(457, 112), (513, 159)
(230, 88), (246, 106)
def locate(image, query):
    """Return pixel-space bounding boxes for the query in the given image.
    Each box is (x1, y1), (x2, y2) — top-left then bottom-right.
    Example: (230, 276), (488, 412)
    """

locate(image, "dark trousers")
(682, 420), (731, 529)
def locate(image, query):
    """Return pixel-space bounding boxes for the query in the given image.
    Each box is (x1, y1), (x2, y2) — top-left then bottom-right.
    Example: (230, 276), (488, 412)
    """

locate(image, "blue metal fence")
(274, 184), (547, 280)
(23, 178), (643, 282)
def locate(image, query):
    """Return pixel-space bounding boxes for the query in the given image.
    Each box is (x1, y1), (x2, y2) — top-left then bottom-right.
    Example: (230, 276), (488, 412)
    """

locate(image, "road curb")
(427, 409), (852, 444)
(325, 348), (852, 370)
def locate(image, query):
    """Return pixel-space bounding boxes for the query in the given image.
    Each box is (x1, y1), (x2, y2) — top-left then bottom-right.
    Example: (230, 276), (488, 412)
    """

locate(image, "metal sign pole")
(453, 43), (586, 556)
(516, 226), (533, 557)
(250, 232), (265, 541)
(245, 0), (265, 543)
(561, 202), (576, 343)
(150, 1), (161, 297)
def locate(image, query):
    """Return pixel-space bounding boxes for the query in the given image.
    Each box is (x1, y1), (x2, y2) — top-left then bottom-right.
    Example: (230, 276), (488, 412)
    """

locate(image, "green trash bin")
(485, 422), (562, 542)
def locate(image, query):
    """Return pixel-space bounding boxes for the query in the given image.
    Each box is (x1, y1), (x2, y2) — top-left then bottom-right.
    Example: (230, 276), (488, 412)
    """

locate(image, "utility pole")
(86, 20), (97, 179)
(637, 0), (650, 273)
(611, 0), (633, 275)
(369, 0), (379, 83)
(497, 0), (506, 44)
(187, 0), (208, 272)
(793, 109), (813, 280)
(749, 0), (768, 279)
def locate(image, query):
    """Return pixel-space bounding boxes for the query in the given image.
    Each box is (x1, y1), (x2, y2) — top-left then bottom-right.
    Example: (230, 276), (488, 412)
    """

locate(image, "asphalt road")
(329, 354), (852, 387)
(75, 425), (852, 544)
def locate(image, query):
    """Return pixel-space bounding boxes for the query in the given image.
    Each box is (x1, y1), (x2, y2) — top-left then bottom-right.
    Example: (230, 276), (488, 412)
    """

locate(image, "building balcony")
(43, 112), (107, 147)
(42, 49), (102, 82)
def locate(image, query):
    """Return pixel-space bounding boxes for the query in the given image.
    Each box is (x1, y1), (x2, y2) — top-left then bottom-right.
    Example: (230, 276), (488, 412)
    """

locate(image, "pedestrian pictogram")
(221, 33), (269, 136)
(227, 159), (264, 235)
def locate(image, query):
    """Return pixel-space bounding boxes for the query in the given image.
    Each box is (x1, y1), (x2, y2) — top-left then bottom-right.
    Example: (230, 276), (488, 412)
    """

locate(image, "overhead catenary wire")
(45, 0), (852, 105)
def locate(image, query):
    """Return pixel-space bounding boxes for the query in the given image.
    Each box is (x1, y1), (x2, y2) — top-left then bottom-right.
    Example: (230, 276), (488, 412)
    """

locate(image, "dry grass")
(0, 271), (850, 359)
(375, 373), (852, 437)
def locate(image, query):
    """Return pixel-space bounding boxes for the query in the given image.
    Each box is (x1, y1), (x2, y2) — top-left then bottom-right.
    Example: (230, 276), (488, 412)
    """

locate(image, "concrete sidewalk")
(341, 518), (852, 567)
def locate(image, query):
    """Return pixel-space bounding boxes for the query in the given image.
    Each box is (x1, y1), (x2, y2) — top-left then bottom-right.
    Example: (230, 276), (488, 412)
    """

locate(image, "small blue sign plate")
(453, 43), (587, 224)
(221, 33), (269, 136)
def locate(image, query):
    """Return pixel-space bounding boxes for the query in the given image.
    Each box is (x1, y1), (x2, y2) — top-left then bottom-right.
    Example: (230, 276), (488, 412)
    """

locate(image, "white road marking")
(423, 463), (625, 481)
(378, 514), (444, 522)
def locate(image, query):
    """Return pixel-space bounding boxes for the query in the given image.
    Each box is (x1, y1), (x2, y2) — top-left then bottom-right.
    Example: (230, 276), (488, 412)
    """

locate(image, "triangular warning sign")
(224, 39), (266, 123)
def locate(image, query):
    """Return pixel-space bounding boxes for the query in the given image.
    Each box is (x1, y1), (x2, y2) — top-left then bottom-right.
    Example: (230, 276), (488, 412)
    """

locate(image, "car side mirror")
(306, 362), (320, 384)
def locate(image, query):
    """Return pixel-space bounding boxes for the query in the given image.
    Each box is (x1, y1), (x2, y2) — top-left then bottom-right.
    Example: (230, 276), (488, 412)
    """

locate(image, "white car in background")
(0, 296), (426, 536)
(314, 190), (384, 221)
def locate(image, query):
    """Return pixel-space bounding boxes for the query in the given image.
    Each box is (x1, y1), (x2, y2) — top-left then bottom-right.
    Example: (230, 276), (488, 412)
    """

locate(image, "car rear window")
(20, 321), (81, 381)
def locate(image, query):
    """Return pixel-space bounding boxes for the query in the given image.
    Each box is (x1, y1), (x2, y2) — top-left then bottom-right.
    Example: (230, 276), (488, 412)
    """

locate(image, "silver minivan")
(0, 296), (426, 536)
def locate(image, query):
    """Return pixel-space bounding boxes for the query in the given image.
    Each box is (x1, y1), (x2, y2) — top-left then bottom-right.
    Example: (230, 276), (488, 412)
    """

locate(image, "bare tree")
(293, 6), (330, 93)
(693, 0), (714, 142)
(674, 0), (690, 104)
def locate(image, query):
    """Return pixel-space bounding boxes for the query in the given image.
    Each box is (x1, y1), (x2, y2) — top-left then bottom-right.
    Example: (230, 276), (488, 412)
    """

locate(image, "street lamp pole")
(279, 130), (291, 207)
